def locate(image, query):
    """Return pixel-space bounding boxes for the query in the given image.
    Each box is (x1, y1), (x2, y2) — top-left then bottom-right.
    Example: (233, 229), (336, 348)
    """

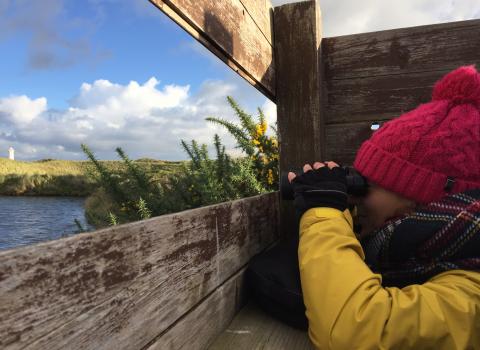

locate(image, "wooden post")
(274, 0), (324, 236)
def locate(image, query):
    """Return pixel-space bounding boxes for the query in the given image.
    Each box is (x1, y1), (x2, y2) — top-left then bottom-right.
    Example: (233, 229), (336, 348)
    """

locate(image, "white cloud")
(0, 95), (47, 125)
(271, 0), (480, 37)
(261, 99), (277, 134)
(0, 77), (274, 161)
(68, 77), (190, 129)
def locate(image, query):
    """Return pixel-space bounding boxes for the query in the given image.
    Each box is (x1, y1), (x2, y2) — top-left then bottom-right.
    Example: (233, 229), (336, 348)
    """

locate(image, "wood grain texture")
(0, 193), (279, 350)
(322, 19), (480, 164)
(275, 0), (324, 169)
(274, 0), (323, 236)
(322, 19), (480, 80)
(324, 70), (439, 124)
(239, 0), (273, 44)
(148, 0), (275, 100)
(208, 301), (313, 350)
(325, 122), (383, 165)
(146, 267), (247, 350)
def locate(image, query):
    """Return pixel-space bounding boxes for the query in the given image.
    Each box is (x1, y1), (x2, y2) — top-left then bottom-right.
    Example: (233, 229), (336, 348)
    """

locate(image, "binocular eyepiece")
(280, 166), (369, 200)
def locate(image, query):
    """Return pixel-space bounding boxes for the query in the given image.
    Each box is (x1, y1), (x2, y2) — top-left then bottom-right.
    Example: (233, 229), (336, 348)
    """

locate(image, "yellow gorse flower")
(267, 169), (274, 185)
(255, 122), (267, 138)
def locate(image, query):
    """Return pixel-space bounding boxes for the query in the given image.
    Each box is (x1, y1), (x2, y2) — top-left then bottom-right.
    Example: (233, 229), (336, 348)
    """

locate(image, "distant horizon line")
(0, 157), (186, 163)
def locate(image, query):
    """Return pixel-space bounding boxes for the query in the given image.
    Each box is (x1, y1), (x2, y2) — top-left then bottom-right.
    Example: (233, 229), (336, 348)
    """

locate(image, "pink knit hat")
(353, 65), (480, 204)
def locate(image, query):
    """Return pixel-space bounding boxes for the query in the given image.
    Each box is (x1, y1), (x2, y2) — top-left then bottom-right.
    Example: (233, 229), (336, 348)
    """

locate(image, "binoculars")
(280, 166), (369, 200)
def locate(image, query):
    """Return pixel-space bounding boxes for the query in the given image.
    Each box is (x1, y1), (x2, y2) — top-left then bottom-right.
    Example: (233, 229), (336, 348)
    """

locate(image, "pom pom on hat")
(354, 65), (480, 204)
(432, 65), (480, 107)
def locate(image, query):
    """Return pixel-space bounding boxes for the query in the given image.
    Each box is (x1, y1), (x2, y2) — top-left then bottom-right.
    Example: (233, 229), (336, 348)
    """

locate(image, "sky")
(0, 0), (479, 161)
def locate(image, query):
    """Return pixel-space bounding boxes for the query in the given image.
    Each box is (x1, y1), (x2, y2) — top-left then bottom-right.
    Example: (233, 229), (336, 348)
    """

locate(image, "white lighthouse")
(8, 146), (14, 160)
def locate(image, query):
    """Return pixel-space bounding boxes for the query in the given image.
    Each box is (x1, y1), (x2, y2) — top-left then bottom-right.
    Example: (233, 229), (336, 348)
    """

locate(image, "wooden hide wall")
(322, 19), (480, 164)
(0, 193), (279, 350)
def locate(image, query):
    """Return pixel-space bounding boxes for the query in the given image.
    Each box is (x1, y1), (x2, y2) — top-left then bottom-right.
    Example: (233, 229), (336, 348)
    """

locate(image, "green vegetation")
(83, 96), (279, 228)
(0, 157), (183, 196)
(0, 158), (88, 176)
(1, 97), (280, 230)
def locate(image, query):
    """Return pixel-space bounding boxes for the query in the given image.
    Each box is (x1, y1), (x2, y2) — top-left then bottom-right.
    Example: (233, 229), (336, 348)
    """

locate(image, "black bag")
(246, 234), (308, 330)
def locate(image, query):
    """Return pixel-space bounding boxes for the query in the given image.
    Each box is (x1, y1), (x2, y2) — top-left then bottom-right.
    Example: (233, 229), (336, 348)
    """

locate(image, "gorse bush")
(207, 96), (279, 191)
(82, 96), (279, 227)
(81, 144), (163, 225)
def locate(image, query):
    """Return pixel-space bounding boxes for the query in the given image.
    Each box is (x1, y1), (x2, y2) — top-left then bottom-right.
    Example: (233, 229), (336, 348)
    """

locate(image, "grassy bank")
(0, 158), (183, 196)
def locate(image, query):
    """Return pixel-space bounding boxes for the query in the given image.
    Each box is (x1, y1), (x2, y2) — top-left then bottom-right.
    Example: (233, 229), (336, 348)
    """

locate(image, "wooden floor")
(208, 302), (314, 350)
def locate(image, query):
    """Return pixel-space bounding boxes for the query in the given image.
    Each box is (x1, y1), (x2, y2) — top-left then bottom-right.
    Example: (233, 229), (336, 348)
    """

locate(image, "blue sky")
(0, 0), (247, 108)
(1, 0), (479, 161)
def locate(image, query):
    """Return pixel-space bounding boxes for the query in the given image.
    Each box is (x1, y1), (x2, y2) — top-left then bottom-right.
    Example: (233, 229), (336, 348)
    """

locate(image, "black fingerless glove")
(291, 166), (348, 218)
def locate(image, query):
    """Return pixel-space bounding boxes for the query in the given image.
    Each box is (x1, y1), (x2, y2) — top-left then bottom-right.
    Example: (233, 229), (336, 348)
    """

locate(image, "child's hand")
(288, 161), (348, 216)
(288, 161), (340, 183)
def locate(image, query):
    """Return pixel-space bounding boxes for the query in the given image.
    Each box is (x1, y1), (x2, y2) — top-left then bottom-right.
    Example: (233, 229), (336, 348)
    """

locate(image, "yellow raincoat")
(299, 207), (480, 349)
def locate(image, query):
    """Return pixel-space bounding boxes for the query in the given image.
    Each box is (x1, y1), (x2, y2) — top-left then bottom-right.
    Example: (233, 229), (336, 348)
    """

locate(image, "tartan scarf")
(361, 188), (480, 288)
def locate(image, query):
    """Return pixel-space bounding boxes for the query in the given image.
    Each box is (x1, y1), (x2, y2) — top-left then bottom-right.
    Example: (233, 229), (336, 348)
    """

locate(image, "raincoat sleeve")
(299, 207), (480, 350)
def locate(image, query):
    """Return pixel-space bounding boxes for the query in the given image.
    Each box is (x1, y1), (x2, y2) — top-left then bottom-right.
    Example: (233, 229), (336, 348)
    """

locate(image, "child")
(288, 65), (480, 349)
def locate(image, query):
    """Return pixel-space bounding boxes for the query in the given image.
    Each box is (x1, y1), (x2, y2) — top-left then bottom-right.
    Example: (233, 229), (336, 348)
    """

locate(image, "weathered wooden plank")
(321, 20), (480, 163)
(0, 193), (279, 350)
(148, 0), (275, 100)
(323, 19), (480, 80)
(240, 0), (273, 44)
(274, 0), (323, 236)
(208, 301), (313, 350)
(324, 70), (439, 124)
(146, 267), (247, 350)
(324, 122), (382, 165)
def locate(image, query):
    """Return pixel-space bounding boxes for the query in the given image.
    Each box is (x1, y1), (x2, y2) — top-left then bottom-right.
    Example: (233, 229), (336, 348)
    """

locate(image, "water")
(0, 196), (94, 251)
